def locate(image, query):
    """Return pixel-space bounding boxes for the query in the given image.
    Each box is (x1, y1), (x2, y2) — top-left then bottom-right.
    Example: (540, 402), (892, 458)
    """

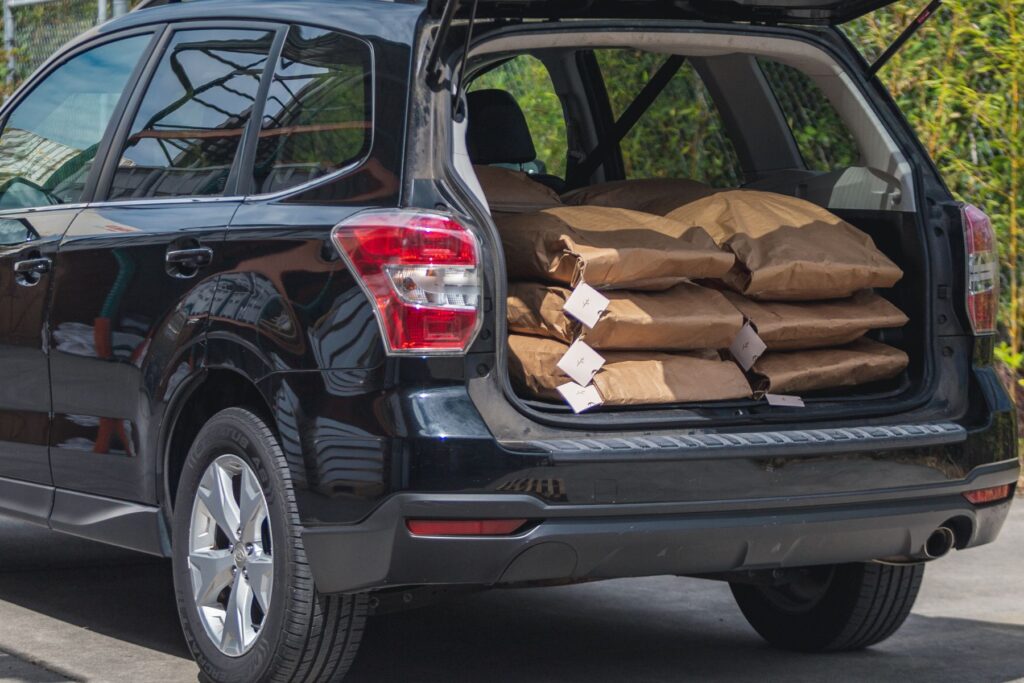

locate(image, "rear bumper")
(303, 458), (1018, 594)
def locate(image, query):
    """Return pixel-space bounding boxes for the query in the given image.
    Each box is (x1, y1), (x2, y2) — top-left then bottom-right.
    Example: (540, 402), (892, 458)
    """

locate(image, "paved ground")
(0, 505), (1021, 683)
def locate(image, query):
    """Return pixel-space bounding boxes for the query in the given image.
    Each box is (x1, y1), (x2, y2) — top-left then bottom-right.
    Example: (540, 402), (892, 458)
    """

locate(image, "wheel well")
(164, 369), (276, 510)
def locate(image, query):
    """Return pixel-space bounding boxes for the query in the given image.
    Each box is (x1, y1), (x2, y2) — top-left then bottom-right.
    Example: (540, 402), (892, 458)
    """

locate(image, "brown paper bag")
(751, 338), (908, 394)
(474, 165), (562, 213)
(723, 290), (909, 351)
(664, 190), (903, 300)
(508, 282), (743, 350)
(497, 206), (734, 290)
(508, 335), (752, 405)
(561, 178), (719, 214)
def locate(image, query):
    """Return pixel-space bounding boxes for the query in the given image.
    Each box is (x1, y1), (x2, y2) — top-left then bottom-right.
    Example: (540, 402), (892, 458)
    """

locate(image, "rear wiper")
(868, 0), (943, 77)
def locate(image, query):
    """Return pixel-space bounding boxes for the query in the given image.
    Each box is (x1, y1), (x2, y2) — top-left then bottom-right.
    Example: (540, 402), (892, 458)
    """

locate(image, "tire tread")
(175, 407), (367, 683)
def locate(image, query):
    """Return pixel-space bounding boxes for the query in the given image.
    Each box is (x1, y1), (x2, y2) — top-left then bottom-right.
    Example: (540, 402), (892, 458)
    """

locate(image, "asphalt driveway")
(0, 504), (1021, 683)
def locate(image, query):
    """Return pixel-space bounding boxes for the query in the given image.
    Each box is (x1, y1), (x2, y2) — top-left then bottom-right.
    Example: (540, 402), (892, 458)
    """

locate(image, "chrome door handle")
(165, 246), (214, 268)
(13, 256), (51, 275)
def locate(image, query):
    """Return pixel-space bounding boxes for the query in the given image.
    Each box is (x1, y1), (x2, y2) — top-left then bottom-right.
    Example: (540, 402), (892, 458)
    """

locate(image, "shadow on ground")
(345, 585), (1024, 683)
(0, 517), (1022, 683)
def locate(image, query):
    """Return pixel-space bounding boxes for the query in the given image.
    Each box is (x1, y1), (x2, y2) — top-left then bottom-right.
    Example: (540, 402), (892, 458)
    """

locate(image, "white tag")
(563, 282), (610, 329)
(557, 339), (605, 386)
(766, 393), (805, 408)
(557, 382), (604, 413)
(729, 322), (767, 371)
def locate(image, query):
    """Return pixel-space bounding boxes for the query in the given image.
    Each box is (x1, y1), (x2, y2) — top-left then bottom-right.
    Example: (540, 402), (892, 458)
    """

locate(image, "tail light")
(406, 519), (529, 536)
(961, 204), (999, 335)
(963, 484), (1013, 505)
(331, 209), (482, 355)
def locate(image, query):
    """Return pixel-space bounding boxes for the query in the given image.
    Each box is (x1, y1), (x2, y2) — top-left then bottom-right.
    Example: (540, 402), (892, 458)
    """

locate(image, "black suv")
(0, 0), (1017, 680)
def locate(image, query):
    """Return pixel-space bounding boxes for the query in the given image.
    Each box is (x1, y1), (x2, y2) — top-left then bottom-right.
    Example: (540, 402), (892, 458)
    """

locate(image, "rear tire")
(171, 407), (367, 682)
(730, 562), (924, 652)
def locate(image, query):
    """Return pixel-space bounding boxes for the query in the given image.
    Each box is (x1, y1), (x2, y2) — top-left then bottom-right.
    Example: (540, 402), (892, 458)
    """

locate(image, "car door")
(47, 22), (282, 502)
(0, 30), (155, 518)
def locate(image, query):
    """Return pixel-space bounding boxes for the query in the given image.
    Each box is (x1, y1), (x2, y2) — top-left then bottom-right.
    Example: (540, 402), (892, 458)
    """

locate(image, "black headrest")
(466, 89), (537, 165)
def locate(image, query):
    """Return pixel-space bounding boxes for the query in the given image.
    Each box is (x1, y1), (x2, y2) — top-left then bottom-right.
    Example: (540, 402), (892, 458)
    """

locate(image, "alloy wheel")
(188, 454), (273, 657)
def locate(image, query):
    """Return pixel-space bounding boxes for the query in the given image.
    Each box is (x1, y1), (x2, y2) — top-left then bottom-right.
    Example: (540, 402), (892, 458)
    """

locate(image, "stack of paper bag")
(723, 290), (908, 351)
(496, 206), (733, 290)
(750, 338), (909, 394)
(663, 190), (903, 300)
(508, 282), (743, 350)
(508, 335), (752, 405)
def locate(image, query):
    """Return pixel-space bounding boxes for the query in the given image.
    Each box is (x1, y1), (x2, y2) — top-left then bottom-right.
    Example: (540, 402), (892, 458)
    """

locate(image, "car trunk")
(443, 20), (938, 424)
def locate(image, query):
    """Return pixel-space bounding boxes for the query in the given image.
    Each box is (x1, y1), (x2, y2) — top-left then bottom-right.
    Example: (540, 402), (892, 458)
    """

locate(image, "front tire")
(730, 562), (924, 652)
(171, 407), (367, 682)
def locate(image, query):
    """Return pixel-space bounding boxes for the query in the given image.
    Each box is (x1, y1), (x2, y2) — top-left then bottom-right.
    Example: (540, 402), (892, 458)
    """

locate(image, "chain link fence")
(1, 0), (129, 93)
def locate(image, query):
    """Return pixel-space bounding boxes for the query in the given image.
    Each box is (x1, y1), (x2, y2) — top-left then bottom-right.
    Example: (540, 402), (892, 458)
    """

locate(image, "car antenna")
(868, 0), (943, 77)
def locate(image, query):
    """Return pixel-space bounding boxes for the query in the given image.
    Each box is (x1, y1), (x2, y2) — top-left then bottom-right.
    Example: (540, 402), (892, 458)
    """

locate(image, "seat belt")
(572, 54), (686, 184)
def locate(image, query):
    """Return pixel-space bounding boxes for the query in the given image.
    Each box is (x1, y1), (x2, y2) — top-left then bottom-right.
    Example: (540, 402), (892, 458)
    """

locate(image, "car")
(0, 0), (1016, 680)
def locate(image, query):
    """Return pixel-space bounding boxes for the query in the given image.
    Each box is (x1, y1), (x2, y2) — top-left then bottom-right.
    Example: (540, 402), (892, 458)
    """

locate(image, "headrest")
(466, 89), (537, 165)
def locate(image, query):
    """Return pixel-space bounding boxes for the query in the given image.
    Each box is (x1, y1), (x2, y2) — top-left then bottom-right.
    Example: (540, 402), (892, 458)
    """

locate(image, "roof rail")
(132, 0), (203, 12)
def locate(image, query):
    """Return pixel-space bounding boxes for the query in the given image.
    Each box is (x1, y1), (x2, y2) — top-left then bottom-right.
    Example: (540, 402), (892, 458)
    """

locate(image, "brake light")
(961, 204), (999, 335)
(406, 519), (528, 536)
(331, 210), (482, 354)
(963, 484), (1013, 505)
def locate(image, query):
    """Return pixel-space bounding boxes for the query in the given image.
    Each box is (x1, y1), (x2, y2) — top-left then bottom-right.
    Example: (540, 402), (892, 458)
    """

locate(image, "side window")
(469, 55), (568, 178)
(0, 34), (150, 211)
(253, 26), (372, 194)
(595, 49), (743, 187)
(758, 59), (860, 171)
(108, 29), (275, 200)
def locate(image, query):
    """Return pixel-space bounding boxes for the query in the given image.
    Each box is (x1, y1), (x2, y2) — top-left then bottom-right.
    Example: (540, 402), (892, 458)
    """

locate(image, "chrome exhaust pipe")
(923, 526), (955, 560)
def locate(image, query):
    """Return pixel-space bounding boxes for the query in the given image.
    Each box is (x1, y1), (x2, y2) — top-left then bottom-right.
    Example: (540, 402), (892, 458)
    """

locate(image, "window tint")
(0, 35), (150, 210)
(595, 49), (743, 187)
(469, 55), (567, 178)
(109, 29), (274, 200)
(758, 59), (860, 171)
(253, 26), (372, 195)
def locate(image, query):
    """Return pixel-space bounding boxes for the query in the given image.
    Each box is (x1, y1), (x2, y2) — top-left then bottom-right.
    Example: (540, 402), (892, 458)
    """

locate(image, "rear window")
(253, 26), (373, 194)
(758, 58), (860, 171)
(595, 49), (743, 187)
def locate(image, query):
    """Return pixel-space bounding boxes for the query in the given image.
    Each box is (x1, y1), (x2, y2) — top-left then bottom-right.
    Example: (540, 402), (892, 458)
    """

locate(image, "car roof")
(97, 0), (425, 43)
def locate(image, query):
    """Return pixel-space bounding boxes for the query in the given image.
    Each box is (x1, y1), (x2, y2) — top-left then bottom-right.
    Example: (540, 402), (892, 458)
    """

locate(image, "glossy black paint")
(48, 202), (233, 501)
(0, 209), (74, 484)
(0, 0), (1015, 586)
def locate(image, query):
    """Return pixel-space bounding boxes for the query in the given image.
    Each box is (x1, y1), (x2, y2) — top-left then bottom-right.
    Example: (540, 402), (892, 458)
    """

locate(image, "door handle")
(165, 246), (214, 269)
(13, 256), (51, 275)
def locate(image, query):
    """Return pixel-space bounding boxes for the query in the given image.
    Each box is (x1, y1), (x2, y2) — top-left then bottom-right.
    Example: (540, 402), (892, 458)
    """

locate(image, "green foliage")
(595, 50), (743, 186)
(758, 58), (860, 171)
(847, 0), (1024, 354)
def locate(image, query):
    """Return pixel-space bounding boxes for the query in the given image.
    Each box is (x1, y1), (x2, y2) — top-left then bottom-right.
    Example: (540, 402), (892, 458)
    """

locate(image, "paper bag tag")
(563, 282), (610, 329)
(557, 339), (605, 386)
(730, 322), (767, 371)
(557, 382), (604, 413)
(766, 393), (805, 408)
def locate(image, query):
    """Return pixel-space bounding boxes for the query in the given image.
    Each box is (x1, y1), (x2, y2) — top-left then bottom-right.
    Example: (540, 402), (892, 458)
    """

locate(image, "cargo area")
(455, 29), (931, 418)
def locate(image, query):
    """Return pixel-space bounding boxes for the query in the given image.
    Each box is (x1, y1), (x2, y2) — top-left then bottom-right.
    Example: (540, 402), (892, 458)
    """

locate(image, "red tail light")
(963, 484), (1013, 505)
(331, 210), (482, 354)
(961, 204), (999, 335)
(406, 519), (528, 536)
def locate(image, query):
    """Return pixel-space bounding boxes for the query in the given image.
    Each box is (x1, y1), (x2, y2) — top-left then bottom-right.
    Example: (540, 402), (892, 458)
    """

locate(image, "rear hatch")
(428, 0), (901, 25)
